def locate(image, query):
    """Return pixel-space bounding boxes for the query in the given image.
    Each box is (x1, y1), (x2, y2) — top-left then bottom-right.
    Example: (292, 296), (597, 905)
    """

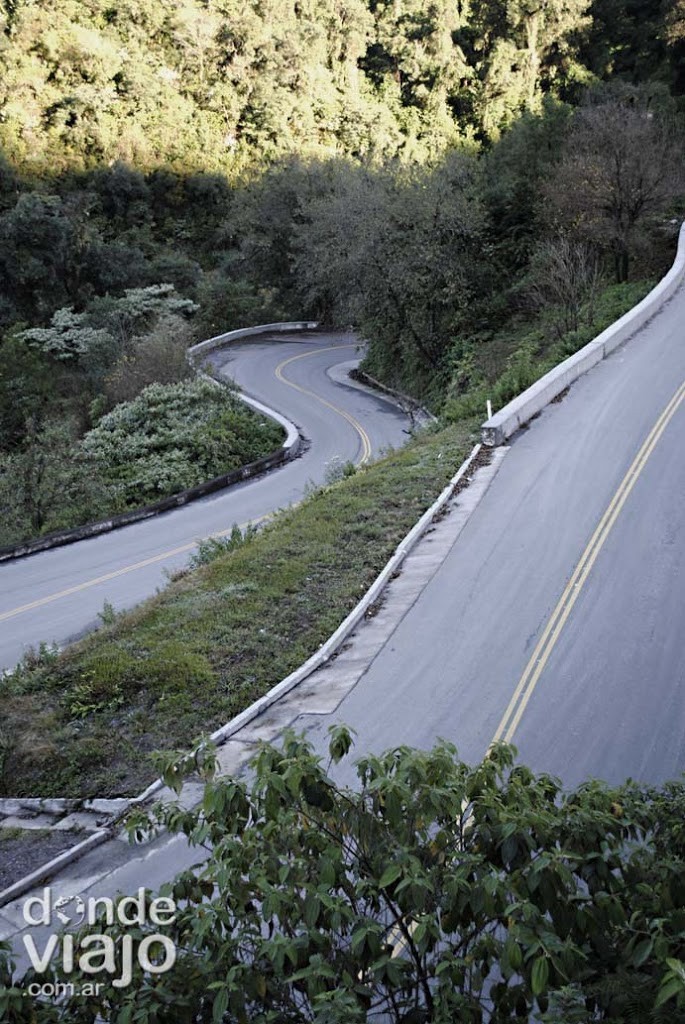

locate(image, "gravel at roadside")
(0, 829), (83, 892)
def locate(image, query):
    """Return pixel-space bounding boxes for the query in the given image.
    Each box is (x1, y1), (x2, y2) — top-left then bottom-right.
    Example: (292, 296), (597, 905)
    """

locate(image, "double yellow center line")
(275, 346), (372, 466)
(491, 377), (685, 748)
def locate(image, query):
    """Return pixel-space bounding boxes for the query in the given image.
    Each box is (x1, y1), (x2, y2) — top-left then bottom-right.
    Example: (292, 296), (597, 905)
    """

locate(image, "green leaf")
(351, 927), (367, 954)
(304, 894), (319, 928)
(502, 835), (518, 865)
(212, 987), (229, 1022)
(320, 858), (336, 888)
(328, 724), (354, 763)
(632, 938), (653, 967)
(378, 864), (402, 888)
(506, 938), (523, 971)
(666, 958), (685, 979)
(531, 956), (549, 996)
(655, 977), (683, 1008)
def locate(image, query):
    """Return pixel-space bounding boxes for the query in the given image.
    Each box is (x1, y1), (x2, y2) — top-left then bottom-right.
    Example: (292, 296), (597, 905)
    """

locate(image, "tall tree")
(544, 96), (683, 280)
(455, 0), (590, 138)
(580, 0), (685, 93)
(484, 97), (573, 268)
(291, 153), (486, 391)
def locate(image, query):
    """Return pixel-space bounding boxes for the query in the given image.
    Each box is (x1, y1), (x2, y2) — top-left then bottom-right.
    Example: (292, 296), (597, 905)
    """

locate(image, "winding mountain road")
(0, 330), (411, 673)
(3, 286), (685, 955)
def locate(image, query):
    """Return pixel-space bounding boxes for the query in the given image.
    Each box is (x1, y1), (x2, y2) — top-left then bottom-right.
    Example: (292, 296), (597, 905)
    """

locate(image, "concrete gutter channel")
(2, 222), (684, 906)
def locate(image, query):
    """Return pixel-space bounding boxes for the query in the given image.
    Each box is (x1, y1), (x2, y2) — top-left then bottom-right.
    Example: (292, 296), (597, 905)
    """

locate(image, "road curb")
(0, 322), (315, 564)
(0, 441), (483, 907)
(187, 320), (319, 360)
(130, 442), (483, 807)
(482, 223), (685, 446)
(0, 831), (111, 909)
(349, 368), (438, 424)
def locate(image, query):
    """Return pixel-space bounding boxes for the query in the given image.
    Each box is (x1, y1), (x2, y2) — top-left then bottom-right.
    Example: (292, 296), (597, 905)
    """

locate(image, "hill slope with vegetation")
(1, 1), (682, 408)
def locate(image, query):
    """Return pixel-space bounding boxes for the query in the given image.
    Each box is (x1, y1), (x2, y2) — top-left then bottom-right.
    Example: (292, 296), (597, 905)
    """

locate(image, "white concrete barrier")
(482, 223), (685, 446)
(188, 320), (319, 360)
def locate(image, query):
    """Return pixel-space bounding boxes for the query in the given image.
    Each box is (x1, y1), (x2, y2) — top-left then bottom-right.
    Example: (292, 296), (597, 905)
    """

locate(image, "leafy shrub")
(324, 456), (357, 485)
(6, 732), (685, 1021)
(0, 417), (110, 544)
(99, 313), (194, 408)
(82, 378), (284, 509)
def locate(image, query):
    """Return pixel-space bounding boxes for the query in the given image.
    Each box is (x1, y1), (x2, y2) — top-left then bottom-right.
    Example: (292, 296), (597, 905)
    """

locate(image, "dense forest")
(1, 0), (683, 169)
(0, 0), (684, 543)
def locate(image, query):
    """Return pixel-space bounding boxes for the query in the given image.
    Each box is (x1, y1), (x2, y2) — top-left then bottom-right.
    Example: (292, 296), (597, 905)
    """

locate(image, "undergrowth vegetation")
(83, 378), (284, 509)
(442, 278), (655, 422)
(0, 378), (283, 548)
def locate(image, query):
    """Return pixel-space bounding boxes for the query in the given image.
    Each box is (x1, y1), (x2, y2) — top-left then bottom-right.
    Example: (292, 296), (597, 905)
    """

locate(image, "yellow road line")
(275, 345), (372, 465)
(490, 378), (685, 748)
(0, 516), (272, 623)
(2, 343), (368, 624)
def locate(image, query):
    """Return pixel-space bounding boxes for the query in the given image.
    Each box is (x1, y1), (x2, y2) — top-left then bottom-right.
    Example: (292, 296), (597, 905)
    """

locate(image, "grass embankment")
(1, 420), (478, 799)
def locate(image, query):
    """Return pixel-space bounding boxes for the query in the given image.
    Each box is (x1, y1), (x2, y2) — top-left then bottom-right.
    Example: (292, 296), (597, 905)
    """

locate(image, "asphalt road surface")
(299, 286), (685, 791)
(0, 331), (411, 673)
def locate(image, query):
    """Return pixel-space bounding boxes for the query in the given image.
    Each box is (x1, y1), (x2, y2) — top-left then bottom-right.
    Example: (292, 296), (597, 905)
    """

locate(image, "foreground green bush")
(2, 732), (684, 1022)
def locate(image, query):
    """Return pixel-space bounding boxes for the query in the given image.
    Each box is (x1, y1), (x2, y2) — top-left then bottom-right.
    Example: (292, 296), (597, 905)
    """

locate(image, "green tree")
(360, 0), (466, 156)
(454, 0), (590, 139)
(545, 96), (684, 280)
(291, 154), (486, 393)
(484, 97), (573, 269)
(0, 334), (56, 451)
(3, 730), (685, 1021)
(579, 0), (685, 92)
(101, 311), (194, 407)
(0, 194), (76, 323)
(234, 157), (348, 312)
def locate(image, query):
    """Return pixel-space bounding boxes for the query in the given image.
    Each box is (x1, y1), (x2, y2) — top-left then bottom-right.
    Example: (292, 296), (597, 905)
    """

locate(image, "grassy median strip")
(1, 420), (478, 799)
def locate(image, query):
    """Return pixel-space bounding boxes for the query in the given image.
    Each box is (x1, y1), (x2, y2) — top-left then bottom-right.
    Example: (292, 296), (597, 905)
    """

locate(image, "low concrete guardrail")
(482, 223), (685, 446)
